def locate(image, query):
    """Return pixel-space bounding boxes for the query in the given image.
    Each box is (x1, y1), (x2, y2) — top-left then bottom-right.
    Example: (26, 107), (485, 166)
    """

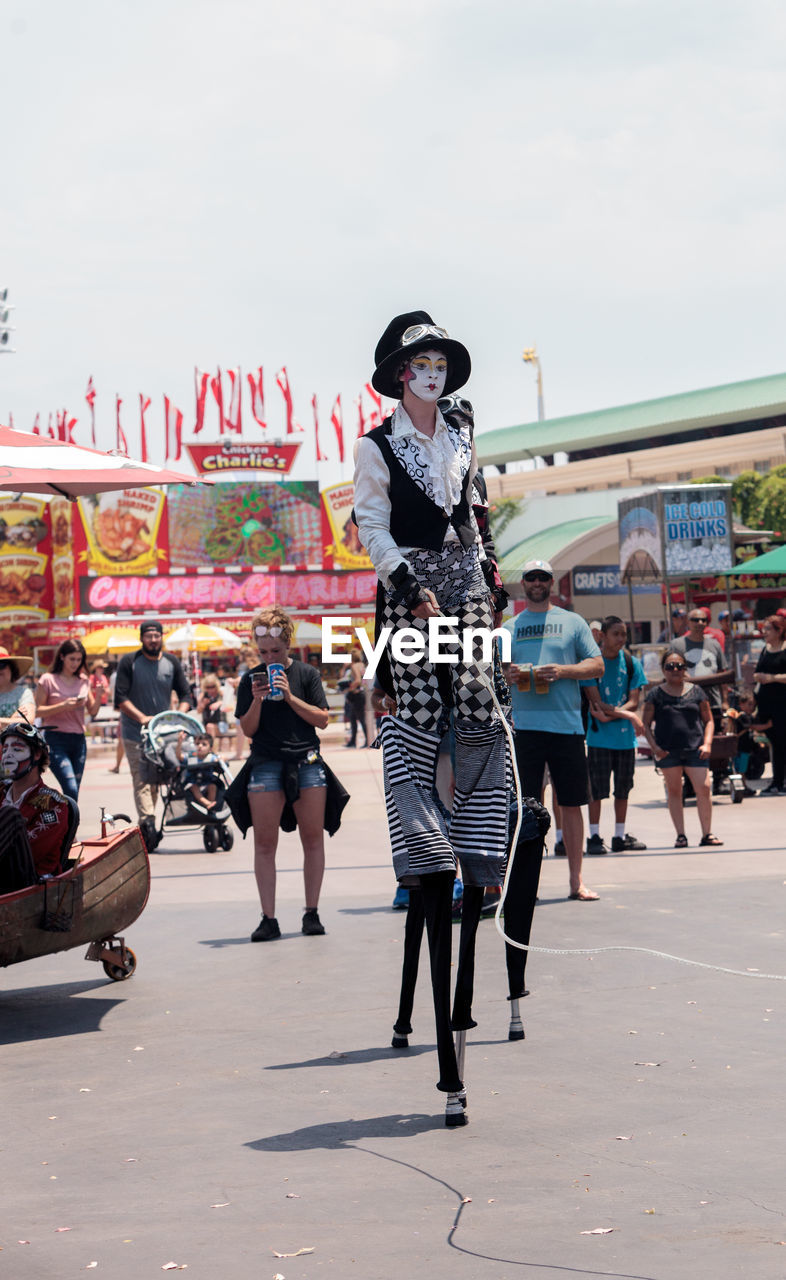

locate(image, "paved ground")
(2, 732), (785, 1279)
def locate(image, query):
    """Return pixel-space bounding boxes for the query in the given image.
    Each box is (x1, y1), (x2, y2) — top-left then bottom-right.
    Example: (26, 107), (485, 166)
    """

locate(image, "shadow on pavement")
(248, 1112), (442, 1149)
(266, 1043), (437, 1069)
(0, 979), (125, 1044)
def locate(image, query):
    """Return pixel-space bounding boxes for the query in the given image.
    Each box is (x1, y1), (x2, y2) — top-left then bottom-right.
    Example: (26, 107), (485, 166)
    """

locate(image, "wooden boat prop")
(0, 825), (150, 981)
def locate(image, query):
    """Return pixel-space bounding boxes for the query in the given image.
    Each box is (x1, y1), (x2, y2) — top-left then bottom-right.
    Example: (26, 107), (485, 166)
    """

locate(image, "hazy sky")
(3, 0), (786, 483)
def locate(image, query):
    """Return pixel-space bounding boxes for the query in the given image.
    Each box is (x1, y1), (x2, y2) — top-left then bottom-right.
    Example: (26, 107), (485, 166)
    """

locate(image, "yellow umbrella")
(83, 625), (141, 655)
(164, 622), (243, 652)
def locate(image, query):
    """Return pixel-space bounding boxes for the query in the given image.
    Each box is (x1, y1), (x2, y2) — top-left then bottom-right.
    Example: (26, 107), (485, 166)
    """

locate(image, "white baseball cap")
(521, 559), (554, 579)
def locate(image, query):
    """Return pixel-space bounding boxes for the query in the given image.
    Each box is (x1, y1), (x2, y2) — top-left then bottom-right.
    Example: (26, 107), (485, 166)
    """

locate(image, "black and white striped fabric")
(377, 715), (455, 881)
(451, 721), (509, 886)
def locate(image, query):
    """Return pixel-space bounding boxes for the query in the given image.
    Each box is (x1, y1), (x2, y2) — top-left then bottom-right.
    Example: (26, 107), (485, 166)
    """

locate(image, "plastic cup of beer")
(534, 666), (550, 694)
(516, 664), (532, 692)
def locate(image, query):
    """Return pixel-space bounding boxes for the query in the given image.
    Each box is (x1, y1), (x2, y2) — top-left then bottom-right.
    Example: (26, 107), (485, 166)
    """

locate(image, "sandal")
(674, 834), (688, 848)
(699, 833), (723, 846)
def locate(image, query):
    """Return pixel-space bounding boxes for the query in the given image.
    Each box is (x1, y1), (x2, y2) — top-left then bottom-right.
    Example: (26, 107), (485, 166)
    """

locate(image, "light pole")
(0, 287), (16, 353)
(522, 345), (544, 421)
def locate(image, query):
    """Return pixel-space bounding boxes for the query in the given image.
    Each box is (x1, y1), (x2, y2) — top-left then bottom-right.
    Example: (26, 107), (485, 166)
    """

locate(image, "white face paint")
(403, 349), (448, 403)
(1, 736), (32, 778)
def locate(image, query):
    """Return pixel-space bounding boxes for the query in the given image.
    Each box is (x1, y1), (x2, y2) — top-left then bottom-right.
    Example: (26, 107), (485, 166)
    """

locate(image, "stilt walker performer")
(354, 310), (509, 1126)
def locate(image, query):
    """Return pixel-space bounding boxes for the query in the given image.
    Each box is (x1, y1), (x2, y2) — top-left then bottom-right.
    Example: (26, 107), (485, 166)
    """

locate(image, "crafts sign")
(185, 441), (301, 475)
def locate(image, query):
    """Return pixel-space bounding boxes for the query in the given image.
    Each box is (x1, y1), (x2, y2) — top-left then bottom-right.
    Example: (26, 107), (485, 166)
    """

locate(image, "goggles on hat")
(0, 718), (42, 742)
(437, 394), (473, 418)
(401, 324), (449, 347)
(255, 625), (283, 638)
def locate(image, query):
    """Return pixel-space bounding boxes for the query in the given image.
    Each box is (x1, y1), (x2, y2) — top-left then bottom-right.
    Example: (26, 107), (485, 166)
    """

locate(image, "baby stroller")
(141, 711), (235, 851)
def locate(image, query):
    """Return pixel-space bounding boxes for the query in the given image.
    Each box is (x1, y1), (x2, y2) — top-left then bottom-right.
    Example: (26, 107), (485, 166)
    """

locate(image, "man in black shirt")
(114, 620), (191, 848)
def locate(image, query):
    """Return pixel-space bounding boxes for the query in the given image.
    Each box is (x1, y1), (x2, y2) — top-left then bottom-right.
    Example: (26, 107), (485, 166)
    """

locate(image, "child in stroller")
(141, 711), (235, 851)
(176, 731), (222, 812)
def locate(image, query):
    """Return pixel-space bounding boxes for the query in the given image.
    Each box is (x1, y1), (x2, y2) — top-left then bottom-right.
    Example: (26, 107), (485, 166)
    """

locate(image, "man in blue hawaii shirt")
(504, 560), (603, 901)
(584, 616), (647, 856)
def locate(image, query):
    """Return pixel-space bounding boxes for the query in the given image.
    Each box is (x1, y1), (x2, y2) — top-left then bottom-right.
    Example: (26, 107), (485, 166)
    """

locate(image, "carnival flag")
(32, 413), (40, 436)
(355, 394), (367, 441)
(139, 394), (151, 463)
(247, 366), (266, 429)
(164, 395), (184, 462)
(47, 413), (55, 440)
(312, 393), (327, 462)
(194, 368), (210, 435)
(210, 368), (226, 435)
(226, 368), (243, 434)
(60, 411), (77, 444)
(86, 376), (97, 446)
(275, 366), (303, 436)
(330, 394), (344, 463)
(115, 395), (129, 454)
(364, 382), (383, 418)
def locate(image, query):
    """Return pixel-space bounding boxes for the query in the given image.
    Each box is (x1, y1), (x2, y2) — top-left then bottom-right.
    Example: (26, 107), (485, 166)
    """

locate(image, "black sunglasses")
(0, 660), (11, 670)
(664, 662), (686, 671)
(523, 572), (553, 583)
(688, 617), (707, 624)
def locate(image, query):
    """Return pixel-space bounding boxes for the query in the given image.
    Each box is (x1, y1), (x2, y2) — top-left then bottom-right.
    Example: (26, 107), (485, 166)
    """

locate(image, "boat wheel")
(102, 947), (137, 982)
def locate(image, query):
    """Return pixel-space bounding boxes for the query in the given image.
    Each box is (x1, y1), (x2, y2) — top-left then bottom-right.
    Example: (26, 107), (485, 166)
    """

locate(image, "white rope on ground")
(486, 670), (786, 983)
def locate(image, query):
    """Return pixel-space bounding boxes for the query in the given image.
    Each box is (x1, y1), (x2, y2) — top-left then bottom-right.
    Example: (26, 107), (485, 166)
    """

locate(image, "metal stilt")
(508, 997), (525, 1041)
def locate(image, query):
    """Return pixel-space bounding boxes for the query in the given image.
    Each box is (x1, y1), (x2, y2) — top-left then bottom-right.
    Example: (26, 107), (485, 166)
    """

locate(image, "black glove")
(389, 563), (429, 611)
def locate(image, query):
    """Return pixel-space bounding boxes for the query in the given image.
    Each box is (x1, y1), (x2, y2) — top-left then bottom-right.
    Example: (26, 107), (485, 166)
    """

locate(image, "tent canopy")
(0, 424), (205, 497)
(724, 544), (786, 575)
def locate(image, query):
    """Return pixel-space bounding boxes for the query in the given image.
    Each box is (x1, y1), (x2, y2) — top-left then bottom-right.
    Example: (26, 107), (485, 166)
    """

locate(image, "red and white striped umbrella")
(0, 424), (205, 497)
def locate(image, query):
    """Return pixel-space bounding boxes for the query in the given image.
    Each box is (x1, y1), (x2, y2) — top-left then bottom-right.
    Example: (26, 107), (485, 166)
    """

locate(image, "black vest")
(365, 416), (475, 551)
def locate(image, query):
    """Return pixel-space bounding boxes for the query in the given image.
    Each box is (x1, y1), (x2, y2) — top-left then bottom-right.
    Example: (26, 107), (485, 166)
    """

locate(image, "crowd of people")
(2, 310), (786, 974)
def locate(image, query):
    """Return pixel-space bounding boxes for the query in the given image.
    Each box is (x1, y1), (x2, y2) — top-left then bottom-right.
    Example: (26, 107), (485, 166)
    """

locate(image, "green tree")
(731, 471), (762, 527)
(752, 469), (786, 537)
(488, 496), (523, 540)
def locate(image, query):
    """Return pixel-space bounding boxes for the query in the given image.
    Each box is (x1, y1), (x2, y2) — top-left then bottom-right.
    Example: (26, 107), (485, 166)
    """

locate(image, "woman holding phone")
(231, 606), (332, 942)
(35, 638), (99, 802)
(641, 647), (720, 848)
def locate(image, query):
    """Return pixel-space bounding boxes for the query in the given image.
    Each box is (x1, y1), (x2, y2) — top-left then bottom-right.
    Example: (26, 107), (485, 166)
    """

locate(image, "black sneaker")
(611, 833), (647, 852)
(251, 915), (281, 942)
(586, 834), (609, 855)
(553, 838), (566, 856)
(301, 909), (325, 936)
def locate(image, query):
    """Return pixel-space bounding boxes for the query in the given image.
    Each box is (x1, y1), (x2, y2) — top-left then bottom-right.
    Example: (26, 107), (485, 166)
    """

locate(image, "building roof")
(476, 371), (786, 467)
(498, 515), (613, 577)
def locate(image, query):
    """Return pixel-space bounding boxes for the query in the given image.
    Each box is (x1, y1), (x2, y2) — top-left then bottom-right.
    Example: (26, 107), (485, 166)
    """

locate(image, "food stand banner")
(166, 480), (322, 569)
(185, 440), (302, 475)
(321, 482), (373, 569)
(619, 485), (733, 581)
(76, 488), (168, 576)
(79, 569), (378, 614)
(0, 495), (53, 636)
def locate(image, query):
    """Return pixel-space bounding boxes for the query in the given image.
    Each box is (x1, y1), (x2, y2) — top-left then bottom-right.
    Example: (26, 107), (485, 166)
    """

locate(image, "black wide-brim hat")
(371, 309), (471, 400)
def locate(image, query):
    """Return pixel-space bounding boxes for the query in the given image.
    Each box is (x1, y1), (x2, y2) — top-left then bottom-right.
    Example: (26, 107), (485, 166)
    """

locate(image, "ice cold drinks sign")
(664, 498), (729, 542)
(663, 492), (732, 575)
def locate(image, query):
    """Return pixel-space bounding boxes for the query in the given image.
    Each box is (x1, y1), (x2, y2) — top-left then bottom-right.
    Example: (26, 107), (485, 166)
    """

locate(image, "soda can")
(266, 662), (286, 701)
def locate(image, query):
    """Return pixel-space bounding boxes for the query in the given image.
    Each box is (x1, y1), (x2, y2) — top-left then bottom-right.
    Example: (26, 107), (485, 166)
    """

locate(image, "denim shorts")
(657, 747), (706, 770)
(248, 757), (327, 792)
